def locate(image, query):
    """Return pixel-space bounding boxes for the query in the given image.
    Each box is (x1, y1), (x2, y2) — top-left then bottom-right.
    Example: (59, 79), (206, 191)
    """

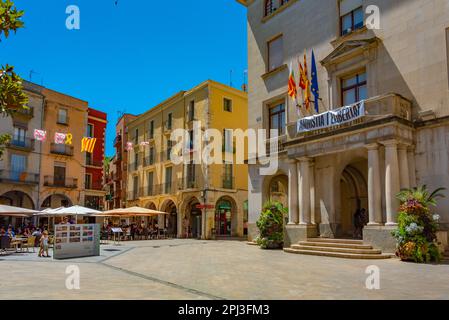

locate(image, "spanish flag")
(81, 137), (97, 153)
(287, 62), (297, 101)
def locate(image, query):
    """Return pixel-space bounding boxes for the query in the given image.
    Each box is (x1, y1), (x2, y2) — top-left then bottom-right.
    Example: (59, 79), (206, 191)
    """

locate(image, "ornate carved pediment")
(321, 37), (380, 69)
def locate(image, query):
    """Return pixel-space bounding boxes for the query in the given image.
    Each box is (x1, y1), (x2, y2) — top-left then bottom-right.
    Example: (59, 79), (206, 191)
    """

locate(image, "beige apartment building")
(0, 81), (45, 211)
(126, 80), (248, 239)
(239, 0), (449, 254)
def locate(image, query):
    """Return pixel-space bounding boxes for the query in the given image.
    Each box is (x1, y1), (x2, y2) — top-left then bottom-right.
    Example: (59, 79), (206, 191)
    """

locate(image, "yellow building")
(39, 88), (88, 209)
(126, 80), (248, 239)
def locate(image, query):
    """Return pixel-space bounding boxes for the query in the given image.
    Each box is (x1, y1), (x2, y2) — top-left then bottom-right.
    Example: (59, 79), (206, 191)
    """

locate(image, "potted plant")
(392, 186), (445, 263)
(255, 201), (287, 249)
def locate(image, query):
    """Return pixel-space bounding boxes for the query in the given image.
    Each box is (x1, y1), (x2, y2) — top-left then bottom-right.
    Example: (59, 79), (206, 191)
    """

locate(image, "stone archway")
(183, 197), (202, 239)
(160, 199), (177, 238)
(215, 196), (238, 237)
(267, 175), (288, 208)
(0, 190), (35, 209)
(41, 194), (73, 209)
(339, 160), (368, 239)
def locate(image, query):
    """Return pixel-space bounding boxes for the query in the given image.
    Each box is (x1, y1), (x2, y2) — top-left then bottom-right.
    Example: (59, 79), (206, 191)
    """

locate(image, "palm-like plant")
(397, 185), (446, 207)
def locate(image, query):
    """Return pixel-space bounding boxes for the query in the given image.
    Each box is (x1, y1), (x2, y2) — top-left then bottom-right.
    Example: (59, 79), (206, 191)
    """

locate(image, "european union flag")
(311, 50), (320, 113)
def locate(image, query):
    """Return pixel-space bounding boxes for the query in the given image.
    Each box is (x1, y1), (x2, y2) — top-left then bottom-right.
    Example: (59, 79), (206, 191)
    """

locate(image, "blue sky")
(1, 0), (247, 156)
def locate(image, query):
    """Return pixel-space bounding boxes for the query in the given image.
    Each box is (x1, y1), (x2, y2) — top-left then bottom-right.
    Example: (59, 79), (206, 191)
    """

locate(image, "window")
(167, 139), (173, 160)
(134, 153), (139, 170)
(86, 152), (92, 166)
(446, 28), (449, 89)
(340, 1), (364, 36)
(224, 98), (233, 112)
(87, 124), (94, 138)
(188, 101), (195, 121)
(224, 129), (233, 153)
(85, 174), (92, 190)
(268, 102), (286, 136)
(165, 167), (172, 193)
(149, 121), (154, 139)
(341, 71), (367, 106)
(189, 130), (194, 151)
(10, 154), (26, 180)
(267, 35), (283, 72)
(147, 172), (154, 195)
(13, 127), (26, 147)
(134, 129), (139, 145)
(187, 161), (196, 187)
(58, 108), (68, 124)
(264, 0), (290, 17)
(149, 147), (155, 165)
(167, 113), (173, 130)
(223, 163), (233, 189)
(54, 162), (66, 186)
(133, 176), (139, 199)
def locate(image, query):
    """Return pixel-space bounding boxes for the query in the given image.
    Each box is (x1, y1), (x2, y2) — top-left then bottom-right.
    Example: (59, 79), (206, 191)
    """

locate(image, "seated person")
(6, 227), (15, 238)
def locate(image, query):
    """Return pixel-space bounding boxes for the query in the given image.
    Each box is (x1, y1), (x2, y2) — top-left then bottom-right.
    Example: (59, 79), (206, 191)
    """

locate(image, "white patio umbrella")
(55, 205), (102, 221)
(0, 204), (39, 215)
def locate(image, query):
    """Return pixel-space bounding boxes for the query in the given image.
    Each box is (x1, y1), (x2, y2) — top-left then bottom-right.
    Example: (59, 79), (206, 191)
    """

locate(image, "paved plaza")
(0, 239), (448, 300)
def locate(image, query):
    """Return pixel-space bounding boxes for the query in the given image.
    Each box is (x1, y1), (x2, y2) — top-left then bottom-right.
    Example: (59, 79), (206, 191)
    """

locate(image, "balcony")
(178, 178), (198, 190)
(222, 176), (235, 189)
(287, 94), (412, 141)
(127, 190), (140, 201)
(50, 143), (74, 156)
(157, 182), (175, 195)
(139, 185), (161, 198)
(14, 106), (34, 118)
(85, 181), (104, 191)
(143, 154), (155, 167)
(86, 158), (103, 168)
(44, 176), (78, 189)
(128, 161), (140, 172)
(7, 137), (35, 152)
(0, 170), (39, 184)
(114, 135), (122, 147)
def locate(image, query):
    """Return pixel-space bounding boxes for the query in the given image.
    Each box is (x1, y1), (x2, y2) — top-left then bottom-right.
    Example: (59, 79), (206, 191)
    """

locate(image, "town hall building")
(238, 0), (449, 254)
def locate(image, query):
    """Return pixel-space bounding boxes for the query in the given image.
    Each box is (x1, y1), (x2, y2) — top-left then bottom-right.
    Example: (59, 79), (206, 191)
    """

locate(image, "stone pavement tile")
(103, 240), (449, 300)
(0, 260), (207, 300)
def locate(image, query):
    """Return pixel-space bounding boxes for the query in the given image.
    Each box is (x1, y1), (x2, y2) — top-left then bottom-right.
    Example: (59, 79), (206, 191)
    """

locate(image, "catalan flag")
(287, 62), (297, 101)
(81, 137), (97, 153)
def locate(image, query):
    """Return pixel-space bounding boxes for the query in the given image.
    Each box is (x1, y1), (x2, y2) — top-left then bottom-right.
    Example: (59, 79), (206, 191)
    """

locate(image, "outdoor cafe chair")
(22, 236), (36, 253)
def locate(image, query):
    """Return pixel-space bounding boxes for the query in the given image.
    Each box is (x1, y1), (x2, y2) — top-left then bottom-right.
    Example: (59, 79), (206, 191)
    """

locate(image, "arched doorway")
(0, 191), (35, 227)
(161, 200), (177, 238)
(41, 194), (72, 209)
(0, 190), (35, 209)
(184, 197), (202, 239)
(268, 175), (288, 208)
(215, 196), (237, 237)
(339, 160), (368, 239)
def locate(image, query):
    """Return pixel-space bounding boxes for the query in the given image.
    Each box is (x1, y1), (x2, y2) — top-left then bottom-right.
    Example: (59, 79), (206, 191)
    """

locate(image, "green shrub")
(255, 201), (288, 249)
(392, 186), (445, 263)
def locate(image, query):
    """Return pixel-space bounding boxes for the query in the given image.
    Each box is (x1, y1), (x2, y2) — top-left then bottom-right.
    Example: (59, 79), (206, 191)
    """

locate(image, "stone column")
(383, 140), (400, 226)
(298, 158), (311, 225)
(366, 143), (382, 225)
(398, 145), (410, 190)
(310, 161), (316, 225)
(407, 146), (417, 188)
(288, 160), (299, 224)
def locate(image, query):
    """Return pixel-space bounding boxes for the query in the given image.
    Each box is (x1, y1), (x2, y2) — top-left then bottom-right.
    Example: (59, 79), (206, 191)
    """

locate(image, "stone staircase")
(284, 238), (394, 259)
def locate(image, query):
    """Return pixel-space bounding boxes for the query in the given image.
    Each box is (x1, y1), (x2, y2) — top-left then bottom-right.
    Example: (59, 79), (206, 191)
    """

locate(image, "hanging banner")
(81, 137), (97, 153)
(34, 129), (47, 142)
(140, 141), (150, 146)
(126, 142), (133, 151)
(54, 133), (73, 145)
(297, 100), (365, 133)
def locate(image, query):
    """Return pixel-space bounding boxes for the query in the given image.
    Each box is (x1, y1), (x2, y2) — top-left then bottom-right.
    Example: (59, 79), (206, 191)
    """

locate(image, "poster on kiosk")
(53, 224), (101, 260)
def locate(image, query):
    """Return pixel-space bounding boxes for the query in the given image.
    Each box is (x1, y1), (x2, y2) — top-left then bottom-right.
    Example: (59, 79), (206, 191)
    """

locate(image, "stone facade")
(124, 80), (248, 240)
(239, 0), (449, 252)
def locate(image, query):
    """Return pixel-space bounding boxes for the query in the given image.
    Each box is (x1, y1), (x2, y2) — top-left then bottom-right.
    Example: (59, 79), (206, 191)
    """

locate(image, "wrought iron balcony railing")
(50, 143), (74, 156)
(8, 137), (35, 151)
(44, 176), (78, 189)
(0, 170), (39, 184)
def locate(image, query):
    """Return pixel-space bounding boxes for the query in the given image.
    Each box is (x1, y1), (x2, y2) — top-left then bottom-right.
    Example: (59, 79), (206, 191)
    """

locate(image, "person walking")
(38, 230), (50, 258)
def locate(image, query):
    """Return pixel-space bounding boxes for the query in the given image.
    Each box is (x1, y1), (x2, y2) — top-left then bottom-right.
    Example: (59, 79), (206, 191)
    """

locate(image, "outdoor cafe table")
(11, 237), (27, 253)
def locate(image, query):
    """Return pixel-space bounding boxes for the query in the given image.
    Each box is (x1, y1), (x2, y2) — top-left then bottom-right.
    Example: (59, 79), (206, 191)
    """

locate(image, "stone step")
(292, 244), (382, 255)
(307, 238), (365, 245)
(284, 248), (393, 260)
(298, 241), (373, 250)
